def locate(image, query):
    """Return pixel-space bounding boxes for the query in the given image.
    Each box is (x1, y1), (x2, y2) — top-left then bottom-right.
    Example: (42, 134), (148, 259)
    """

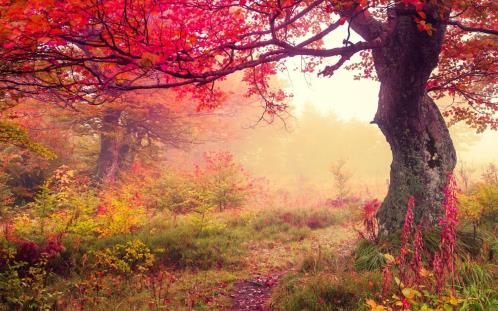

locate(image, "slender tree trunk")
(372, 11), (456, 236)
(96, 109), (122, 182)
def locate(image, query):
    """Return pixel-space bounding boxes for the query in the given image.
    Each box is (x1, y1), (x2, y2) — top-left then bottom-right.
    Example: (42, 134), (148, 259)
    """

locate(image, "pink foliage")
(400, 196), (415, 257)
(433, 173), (459, 292)
(358, 199), (381, 241)
(397, 196), (415, 286)
(410, 224), (424, 283)
(384, 174), (459, 298)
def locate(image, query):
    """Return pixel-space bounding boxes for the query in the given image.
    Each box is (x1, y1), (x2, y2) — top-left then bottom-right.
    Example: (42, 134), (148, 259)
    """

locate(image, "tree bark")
(372, 12), (456, 236)
(96, 109), (123, 182)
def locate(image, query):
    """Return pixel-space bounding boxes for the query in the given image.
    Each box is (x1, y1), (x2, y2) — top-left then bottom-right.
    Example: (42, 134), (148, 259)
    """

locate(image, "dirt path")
(226, 222), (356, 310)
(227, 273), (283, 311)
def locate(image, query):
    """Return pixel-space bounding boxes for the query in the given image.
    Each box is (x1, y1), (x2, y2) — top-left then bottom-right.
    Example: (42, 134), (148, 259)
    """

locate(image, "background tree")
(0, 0), (497, 234)
(91, 91), (197, 182)
(330, 159), (352, 203)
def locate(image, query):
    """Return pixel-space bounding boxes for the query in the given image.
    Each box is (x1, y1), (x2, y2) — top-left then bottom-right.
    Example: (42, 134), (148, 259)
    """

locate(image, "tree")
(0, 0), (497, 234)
(3, 91), (200, 183)
(1, 94), (56, 160)
(91, 92), (197, 182)
(330, 159), (352, 203)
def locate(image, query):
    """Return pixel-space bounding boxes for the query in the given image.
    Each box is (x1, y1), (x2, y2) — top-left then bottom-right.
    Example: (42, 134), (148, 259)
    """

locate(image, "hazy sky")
(279, 54), (498, 167)
(282, 56), (379, 121)
(198, 27), (497, 195)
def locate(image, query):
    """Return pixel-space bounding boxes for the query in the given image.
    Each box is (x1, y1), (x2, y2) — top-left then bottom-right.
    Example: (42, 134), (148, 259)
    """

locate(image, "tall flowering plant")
(433, 173), (459, 293)
(369, 174), (462, 309)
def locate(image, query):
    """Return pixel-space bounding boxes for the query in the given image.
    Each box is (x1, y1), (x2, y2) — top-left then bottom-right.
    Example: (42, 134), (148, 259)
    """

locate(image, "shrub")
(144, 172), (201, 215)
(194, 152), (253, 212)
(91, 239), (154, 275)
(11, 167), (99, 241)
(458, 181), (498, 231)
(457, 261), (493, 288)
(353, 239), (385, 272)
(0, 242), (60, 310)
(0, 172), (14, 220)
(136, 223), (242, 270)
(299, 248), (338, 274)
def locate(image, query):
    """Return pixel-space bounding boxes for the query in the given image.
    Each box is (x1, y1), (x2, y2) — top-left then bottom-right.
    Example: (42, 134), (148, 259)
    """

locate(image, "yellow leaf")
(419, 267), (433, 278)
(140, 52), (161, 67)
(366, 299), (377, 308)
(446, 296), (461, 306)
(402, 287), (421, 300)
(366, 299), (386, 311)
(384, 253), (395, 263)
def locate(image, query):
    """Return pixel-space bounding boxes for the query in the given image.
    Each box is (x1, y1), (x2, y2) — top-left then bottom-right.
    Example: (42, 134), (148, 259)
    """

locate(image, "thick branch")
(340, 6), (386, 41)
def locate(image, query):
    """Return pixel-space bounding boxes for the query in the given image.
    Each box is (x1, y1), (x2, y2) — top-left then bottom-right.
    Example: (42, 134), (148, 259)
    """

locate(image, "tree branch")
(443, 20), (498, 36)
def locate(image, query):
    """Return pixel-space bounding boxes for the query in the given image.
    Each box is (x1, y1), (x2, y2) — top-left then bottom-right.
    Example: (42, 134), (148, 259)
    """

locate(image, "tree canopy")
(0, 0), (496, 128)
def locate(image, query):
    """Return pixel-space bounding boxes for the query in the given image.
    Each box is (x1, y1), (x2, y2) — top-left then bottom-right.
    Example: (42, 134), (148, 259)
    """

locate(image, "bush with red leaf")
(357, 199), (381, 242)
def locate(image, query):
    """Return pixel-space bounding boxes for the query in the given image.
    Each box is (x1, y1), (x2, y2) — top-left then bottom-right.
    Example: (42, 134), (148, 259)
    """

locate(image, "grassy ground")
(6, 191), (495, 310)
(42, 204), (361, 310)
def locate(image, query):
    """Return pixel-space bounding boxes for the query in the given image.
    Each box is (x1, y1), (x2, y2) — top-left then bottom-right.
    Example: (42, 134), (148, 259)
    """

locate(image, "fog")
(176, 65), (498, 200)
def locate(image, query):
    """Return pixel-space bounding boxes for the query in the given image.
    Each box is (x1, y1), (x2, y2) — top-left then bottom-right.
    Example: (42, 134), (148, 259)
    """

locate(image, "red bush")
(357, 199), (381, 241)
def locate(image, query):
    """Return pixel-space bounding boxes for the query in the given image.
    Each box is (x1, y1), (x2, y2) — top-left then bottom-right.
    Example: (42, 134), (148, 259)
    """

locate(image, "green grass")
(353, 239), (386, 272)
(22, 205), (349, 310)
(271, 271), (382, 311)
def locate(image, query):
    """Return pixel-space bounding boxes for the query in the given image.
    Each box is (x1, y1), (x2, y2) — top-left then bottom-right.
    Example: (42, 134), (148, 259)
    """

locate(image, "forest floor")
(5, 203), (362, 310)
(225, 221), (356, 310)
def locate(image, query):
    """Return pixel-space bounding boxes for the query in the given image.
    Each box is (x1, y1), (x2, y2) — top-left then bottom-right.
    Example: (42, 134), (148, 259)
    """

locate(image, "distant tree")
(456, 161), (475, 193)
(481, 163), (498, 185)
(330, 159), (352, 202)
(195, 152), (253, 212)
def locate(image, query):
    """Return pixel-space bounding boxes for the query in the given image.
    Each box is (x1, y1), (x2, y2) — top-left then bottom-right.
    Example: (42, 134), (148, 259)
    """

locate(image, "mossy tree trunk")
(372, 12), (457, 236)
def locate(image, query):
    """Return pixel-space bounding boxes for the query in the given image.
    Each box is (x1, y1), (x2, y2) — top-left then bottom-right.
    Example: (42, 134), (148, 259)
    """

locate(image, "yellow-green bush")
(0, 242), (60, 310)
(458, 182), (498, 229)
(91, 239), (155, 275)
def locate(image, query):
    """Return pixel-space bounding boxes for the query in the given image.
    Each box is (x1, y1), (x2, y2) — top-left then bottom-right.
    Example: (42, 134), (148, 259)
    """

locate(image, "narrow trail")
(226, 222), (357, 310)
(228, 273), (283, 311)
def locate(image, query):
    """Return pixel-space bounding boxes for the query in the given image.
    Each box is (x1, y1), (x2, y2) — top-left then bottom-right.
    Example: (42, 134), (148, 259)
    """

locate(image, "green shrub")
(0, 244), (60, 311)
(353, 240), (385, 272)
(460, 284), (498, 311)
(457, 261), (494, 288)
(300, 249), (337, 274)
(91, 239), (155, 275)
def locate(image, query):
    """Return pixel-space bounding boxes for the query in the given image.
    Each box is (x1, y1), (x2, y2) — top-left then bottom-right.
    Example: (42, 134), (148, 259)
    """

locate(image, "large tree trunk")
(96, 109), (123, 182)
(372, 11), (456, 236)
(375, 89), (456, 236)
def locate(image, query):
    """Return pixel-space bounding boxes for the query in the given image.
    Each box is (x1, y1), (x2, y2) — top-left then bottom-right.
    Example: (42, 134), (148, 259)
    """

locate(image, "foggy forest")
(0, 0), (497, 310)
